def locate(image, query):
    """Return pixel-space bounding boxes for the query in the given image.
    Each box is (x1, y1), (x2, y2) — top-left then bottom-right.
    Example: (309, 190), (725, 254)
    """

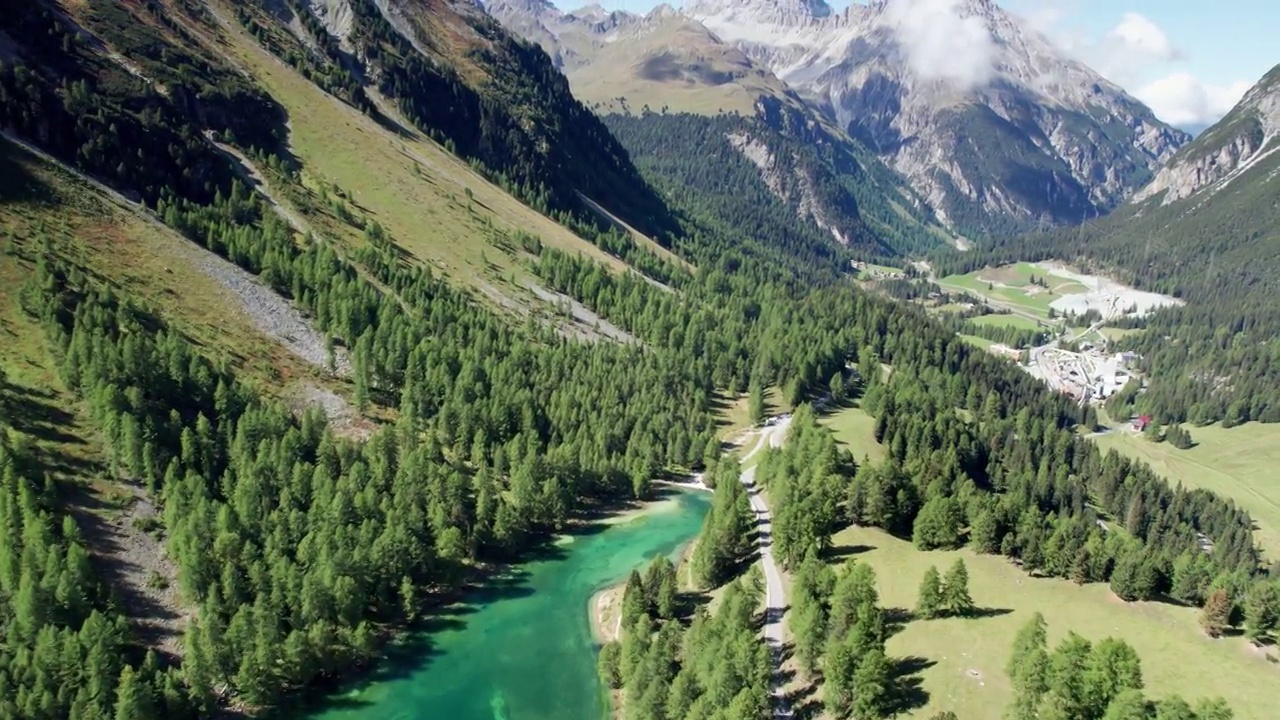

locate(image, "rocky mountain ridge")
(1132, 64), (1280, 205)
(487, 0), (1191, 238)
(683, 0), (1190, 235)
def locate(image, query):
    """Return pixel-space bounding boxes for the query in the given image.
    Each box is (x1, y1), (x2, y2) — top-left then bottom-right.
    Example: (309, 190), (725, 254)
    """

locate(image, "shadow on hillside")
(888, 655), (934, 714)
(822, 542), (875, 561)
(0, 382), (84, 446)
(0, 137), (57, 204)
(964, 606), (1015, 619)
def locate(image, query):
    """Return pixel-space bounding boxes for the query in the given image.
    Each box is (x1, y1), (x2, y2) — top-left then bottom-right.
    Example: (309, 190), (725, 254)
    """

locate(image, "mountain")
(484, 0), (801, 116)
(484, 0), (955, 257)
(946, 63), (1280, 426)
(1132, 64), (1280, 204)
(681, 0), (1190, 237)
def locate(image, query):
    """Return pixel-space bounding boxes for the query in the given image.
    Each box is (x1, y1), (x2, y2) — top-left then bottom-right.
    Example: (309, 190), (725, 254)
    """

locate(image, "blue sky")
(562, 0), (1278, 128)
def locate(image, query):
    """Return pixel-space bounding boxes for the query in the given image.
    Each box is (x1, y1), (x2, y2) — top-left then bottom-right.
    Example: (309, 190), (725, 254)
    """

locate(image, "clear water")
(304, 491), (710, 720)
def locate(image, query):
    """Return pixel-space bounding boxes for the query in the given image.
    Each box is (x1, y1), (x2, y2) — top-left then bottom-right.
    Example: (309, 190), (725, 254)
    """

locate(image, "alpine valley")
(486, 0), (1192, 239)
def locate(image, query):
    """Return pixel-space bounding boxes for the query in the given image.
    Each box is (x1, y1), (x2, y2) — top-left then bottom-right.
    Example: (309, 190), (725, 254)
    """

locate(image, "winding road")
(739, 416), (794, 719)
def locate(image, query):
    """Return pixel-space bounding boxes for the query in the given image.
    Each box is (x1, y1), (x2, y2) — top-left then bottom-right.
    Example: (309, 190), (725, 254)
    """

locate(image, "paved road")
(740, 417), (793, 719)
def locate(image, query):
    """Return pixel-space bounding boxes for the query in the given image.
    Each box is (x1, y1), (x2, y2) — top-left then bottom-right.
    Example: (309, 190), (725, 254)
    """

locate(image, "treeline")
(737, 378), (1262, 626)
(1004, 614), (1232, 720)
(599, 568), (772, 720)
(790, 557), (919, 719)
(689, 460), (755, 588)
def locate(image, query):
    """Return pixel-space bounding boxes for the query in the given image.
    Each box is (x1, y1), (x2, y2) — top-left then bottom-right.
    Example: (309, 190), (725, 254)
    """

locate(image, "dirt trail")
(203, 129), (313, 237)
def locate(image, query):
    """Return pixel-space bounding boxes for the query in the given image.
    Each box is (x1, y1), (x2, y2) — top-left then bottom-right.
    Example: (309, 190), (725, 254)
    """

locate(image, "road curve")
(740, 417), (793, 719)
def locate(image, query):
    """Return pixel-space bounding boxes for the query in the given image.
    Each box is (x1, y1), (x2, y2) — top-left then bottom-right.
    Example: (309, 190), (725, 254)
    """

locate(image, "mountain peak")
(684, 0), (834, 24)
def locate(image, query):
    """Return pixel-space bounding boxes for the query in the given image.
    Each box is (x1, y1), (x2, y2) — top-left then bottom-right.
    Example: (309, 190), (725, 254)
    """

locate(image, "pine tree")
(1199, 589), (1232, 638)
(113, 666), (154, 720)
(942, 559), (974, 617)
(748, 380), (766, 426)
(1243, 581), (1279, 642)
(915, 566), (944, 619)
(1102, 689), (1151, 720)
(851, 647), (891, 720)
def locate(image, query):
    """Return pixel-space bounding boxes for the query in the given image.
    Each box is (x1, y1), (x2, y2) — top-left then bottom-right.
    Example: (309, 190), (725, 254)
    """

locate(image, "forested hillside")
(605, 105), (949, 262)
(232, 0), (680, 243)
(0, 0), (1274, 717)
(934, 65), (1280, 426)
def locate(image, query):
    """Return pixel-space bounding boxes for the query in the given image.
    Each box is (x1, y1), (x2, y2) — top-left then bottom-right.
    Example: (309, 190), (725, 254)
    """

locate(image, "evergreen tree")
(1242, 581), (1279, 642)
(915, 565), (944, 620)
(942, 559), (974, 617)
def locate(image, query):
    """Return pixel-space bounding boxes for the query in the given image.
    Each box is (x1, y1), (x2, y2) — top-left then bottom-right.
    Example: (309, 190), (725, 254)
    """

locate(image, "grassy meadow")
(824, 526), (1277, 719)
(938, 262), (1085, 320)
(1094, 421), (1280, 556)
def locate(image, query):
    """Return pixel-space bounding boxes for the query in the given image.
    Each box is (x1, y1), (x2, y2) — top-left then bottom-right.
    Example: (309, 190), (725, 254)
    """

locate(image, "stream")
(303, 490), (710, 720)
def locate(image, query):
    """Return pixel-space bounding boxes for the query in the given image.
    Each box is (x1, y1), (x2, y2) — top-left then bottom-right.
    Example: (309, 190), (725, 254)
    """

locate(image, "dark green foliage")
(613, 576), (770, 720)
(821, 561), (892, 720)
(941, 559), (974, 617)
(598, 642), (622, 689)
(0, 421), (189, 719)
(912, 496), (965, 550)
(915, 566), (944, 619)
(642, 556), (679, 620)
(603, 109), (948, 262)
(1242, 581), (1280, 641)
(755, 406), (855, 568)
(692, 461), (754, 588)
(1004, 617), (1227, 720)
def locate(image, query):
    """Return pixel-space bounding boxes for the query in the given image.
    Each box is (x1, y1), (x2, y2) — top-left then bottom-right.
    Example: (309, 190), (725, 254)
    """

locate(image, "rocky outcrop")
(683, 0), (1189, 235)
(1133, 64), (1280, 204)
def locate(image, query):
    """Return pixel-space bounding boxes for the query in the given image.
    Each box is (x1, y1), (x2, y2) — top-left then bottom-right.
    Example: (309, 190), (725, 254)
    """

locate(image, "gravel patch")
(1034, 262), (1184, 320)
(523, 280), (639, 345)
(173, 240), (352, 375)
(290, 383), (374, 440)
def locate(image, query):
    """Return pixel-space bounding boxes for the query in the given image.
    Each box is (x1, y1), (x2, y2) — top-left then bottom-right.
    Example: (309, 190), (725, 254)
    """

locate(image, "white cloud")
(1136, 73), (1252, 128)
(883, 0), (997, 90)
(1106, 12), (1179, 63)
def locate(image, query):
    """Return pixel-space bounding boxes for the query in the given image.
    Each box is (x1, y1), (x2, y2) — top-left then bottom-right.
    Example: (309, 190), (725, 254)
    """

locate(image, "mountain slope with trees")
(0, 0), (1273, 718)
(939, 63), (1280, 426)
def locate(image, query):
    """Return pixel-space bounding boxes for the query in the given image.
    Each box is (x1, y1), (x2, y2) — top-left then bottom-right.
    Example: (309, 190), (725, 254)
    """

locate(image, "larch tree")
(915, 565), (944, 620)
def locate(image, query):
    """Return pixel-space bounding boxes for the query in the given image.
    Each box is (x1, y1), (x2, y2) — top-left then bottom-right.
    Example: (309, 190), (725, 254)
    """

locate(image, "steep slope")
(485, 1), (954, 257)
(485, 0), (798, 116)
(1133, 64), (1280, 204)
(683, 0), (1190, 237)
(948, 64), (1280, 426)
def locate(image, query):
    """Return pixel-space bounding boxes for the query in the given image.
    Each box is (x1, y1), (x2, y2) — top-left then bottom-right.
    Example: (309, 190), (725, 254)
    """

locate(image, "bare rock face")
(682, 0), (1189, 235)
(1133, 65), (1280, 205)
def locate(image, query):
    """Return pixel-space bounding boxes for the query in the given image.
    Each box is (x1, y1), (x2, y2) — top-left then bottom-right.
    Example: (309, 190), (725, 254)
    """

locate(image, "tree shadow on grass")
(888, 655), (934, 715)
(821, 543), (875, 561)
(962, 606), (1014, 620)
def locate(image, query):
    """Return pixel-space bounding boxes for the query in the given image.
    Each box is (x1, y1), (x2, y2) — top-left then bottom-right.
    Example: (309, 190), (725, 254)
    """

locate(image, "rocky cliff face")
(1133, 64), (1280, 205)
(680, 0), (1189, 236)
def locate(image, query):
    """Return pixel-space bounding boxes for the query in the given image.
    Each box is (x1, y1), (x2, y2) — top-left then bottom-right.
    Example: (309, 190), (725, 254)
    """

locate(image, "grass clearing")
(819, 404), (884, 464)
(1094, 421), (1280, 555)
(938, 262), (1089, 320)
(958, 334), (996, 352)
(825, 525), (1277, 719)
(968, 314), (1045, 331)
(714, 387), (789, 441)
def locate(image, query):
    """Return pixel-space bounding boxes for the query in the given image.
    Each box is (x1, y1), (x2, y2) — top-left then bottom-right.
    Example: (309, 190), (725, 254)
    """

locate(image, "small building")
(1133, 415), (1152, 432)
